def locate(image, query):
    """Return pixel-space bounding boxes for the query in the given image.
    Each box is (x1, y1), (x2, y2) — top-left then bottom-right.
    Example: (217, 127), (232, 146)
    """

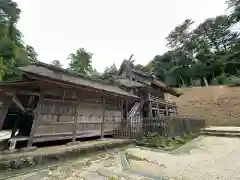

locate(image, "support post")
(164, 104), (168, 116)
(120, 98), (124, 135)
(0, 94), (12, 129)
(164, 104), (169, 137)
(73, 91), (82, 141)
(148, 93), (153, 118)
(125, 99), (128, 120)
(27, 91), (44, 147)
(175, 107), (179, 116)
(72, 96), (79, 142)
(101, 96), (105, 139)
(156, 103), (160, 118)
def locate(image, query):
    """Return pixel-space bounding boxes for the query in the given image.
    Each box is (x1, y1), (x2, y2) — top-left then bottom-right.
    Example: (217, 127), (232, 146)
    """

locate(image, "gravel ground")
(6, 136), (240, 180)
(127, 136), (240, 180)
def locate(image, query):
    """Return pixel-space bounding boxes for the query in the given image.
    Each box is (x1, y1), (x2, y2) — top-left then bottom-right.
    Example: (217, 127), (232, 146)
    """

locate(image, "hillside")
(168, 86), (240, 126)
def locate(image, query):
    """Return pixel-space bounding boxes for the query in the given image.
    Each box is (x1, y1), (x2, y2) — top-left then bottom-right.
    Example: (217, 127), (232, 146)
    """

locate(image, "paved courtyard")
(4, 136), (240, 180)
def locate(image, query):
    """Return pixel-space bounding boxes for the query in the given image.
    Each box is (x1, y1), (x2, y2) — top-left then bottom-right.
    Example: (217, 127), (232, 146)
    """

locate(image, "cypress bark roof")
(118, 60), (182, 97)
(112, 76), (146, 88)
(19, 62), (139, 98)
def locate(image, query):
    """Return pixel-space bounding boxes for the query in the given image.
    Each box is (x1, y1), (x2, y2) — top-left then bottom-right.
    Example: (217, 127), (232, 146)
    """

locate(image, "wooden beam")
(0, 88), (40, 96)
(0, 80), (38, 86)
(44, 98), (77, 104)
(12, 95), (26, 112)
(101, 96), (106, 139)
(27, 91), (44, 147)
(0, 95), (12, 129)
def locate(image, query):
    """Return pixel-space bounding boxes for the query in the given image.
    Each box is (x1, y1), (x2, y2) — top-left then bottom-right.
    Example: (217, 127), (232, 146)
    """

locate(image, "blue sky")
(14, 0), (227, 72)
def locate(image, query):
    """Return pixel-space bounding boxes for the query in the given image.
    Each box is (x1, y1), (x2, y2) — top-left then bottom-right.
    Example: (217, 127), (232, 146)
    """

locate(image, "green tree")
(165, 19), (196, 86)
(26, 45), (38, 62)
(68, 48), (93, 75)
(194, 15), (238, 52)
(227, 0), (240, 23)
(0, 0), (33, 80)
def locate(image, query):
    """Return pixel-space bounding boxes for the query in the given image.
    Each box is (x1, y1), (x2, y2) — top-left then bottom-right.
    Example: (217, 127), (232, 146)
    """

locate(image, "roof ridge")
(33, 61), (113, 86)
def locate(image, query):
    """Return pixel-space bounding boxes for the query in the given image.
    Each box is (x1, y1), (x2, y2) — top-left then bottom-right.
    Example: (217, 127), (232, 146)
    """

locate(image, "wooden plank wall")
(34, 87), (122, 138)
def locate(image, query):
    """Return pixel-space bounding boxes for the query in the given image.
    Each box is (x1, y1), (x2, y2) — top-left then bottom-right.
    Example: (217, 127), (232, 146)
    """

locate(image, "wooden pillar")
(156, 103), (160, 118)
(101, 96), (106, 139)
(125, 99), (128, 119)
(0, 94), (12, 129)
(164, 104), (168, 116)
(72, 91), (81, 142)
(120, 99), (124, 121)
(27, 91), (44, 147)
(175, 107), (179, 116)
(120, 99), (124, 133)
(148, 93), (153, 118)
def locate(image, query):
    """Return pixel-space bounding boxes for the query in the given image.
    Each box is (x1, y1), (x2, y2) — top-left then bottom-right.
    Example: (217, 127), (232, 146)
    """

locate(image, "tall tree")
(68, 48), (93, 75)
(0, 0), (34, 80)
(26, 45), (38, 62)
(194, 15), (238, 52)
(165, 19), (196, 86)
(227, 0), (240, 23)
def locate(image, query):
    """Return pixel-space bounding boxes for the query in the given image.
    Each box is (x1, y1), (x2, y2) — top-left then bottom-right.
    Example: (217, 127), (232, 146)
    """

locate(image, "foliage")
(1, 0), (240, 87)
(134, 132), (198, 150)
(0, 0), (38, 80)
(68, 48), (93, 75)
(142, 3), (240, 87)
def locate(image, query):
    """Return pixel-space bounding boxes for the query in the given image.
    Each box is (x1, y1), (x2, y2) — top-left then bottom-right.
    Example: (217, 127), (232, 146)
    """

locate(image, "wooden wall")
(34, 86), (122, 137)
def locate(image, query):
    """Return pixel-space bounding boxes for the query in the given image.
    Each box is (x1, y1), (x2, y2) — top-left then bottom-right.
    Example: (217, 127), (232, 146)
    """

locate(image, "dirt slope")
(168, 86), (240, 126)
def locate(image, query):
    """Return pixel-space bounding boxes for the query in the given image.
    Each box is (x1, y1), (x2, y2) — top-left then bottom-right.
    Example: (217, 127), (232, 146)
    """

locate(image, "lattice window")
(65, 89), (78, 100)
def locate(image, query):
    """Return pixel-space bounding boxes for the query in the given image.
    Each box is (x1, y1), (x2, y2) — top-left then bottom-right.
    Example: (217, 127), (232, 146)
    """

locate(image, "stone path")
(127, 136), (240, 180)
(4, 136), (240, 180)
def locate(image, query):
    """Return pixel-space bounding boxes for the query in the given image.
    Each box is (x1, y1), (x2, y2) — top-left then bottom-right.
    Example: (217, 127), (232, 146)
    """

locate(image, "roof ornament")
(125, 54), (135, 67)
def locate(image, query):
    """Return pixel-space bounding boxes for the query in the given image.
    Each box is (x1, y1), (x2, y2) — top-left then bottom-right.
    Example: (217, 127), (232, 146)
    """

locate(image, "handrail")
(127, 102), (140, 120)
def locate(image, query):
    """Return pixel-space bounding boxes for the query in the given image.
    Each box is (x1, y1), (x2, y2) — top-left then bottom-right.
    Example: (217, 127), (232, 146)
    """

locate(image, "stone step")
(200, 131), (240, 137)
(202, 126), (240, 134)
(202, 129), (240, 134)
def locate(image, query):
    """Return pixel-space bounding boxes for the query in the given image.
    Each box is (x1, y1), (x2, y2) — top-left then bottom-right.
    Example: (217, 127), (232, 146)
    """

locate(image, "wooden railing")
(149, 94), (176, 107)
(113, 116), (206, 139)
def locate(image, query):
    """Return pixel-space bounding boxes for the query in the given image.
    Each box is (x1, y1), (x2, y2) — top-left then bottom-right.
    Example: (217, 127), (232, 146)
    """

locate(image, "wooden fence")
(113, 116), (205, 139)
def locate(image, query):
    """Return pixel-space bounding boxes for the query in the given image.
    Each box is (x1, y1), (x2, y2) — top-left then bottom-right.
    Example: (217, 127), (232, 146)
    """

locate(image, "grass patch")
(134, 132), (199, 150)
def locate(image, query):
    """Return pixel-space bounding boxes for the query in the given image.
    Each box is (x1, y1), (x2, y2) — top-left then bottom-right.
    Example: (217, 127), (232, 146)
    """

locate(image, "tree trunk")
(202, 77), (208, 87)
(179, 76), (185, 87)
